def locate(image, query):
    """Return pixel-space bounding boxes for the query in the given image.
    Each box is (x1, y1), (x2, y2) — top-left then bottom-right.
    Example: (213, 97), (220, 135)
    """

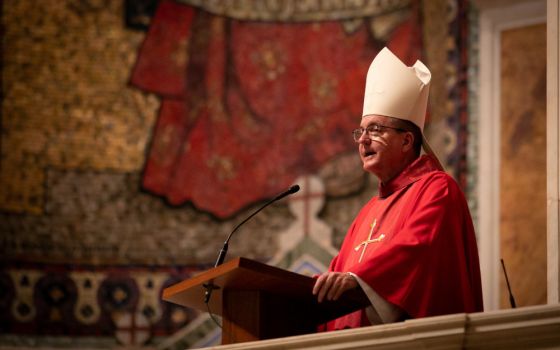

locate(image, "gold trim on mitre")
(362, 47), (443, 170)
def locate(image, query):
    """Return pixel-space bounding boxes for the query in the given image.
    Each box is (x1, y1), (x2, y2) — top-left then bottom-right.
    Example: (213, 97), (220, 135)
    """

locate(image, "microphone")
(500, 259), (517, 308)
(204, 184), (300, 303)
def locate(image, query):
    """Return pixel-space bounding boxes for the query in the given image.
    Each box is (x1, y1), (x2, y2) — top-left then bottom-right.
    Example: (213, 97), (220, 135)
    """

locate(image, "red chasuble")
(328, 155), (483, 330)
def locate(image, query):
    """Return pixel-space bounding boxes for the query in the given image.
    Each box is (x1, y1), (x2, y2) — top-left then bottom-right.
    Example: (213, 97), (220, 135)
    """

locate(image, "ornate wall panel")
(499, 23), (547, 308)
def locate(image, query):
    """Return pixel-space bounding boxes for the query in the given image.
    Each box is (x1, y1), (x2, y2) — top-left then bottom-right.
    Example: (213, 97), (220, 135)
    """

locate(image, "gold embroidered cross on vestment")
(354, 219), (385, 263)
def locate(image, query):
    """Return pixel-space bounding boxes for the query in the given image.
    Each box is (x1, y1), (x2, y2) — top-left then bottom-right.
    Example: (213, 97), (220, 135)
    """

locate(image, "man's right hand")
(312, 272), (357, 303)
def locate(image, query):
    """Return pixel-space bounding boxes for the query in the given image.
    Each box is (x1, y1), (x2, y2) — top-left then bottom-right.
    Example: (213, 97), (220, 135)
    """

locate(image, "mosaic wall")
(1, 0), (159, 214)
(0, 0), (471, 348)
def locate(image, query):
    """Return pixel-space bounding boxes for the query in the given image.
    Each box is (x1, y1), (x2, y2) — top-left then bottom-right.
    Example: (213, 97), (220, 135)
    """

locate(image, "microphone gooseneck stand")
(500, 258), (517, 308)
(203, 185), (301, 305)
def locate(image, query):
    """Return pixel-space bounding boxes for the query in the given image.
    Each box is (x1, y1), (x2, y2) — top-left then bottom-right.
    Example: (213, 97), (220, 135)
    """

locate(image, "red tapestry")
(130, 0), (423, 218)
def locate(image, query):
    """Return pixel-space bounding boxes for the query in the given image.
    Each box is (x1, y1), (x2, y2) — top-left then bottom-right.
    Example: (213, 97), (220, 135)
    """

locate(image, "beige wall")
(499, 23), (547, 307)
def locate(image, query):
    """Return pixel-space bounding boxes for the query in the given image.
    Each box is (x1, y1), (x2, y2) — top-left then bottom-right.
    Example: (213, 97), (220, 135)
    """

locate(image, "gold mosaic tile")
(1, 0), (159, 213)
(422, 0), (449, 124)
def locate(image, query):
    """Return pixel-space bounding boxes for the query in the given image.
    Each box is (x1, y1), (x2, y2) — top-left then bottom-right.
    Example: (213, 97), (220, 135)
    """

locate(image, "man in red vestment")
(312, 47), (483, 329)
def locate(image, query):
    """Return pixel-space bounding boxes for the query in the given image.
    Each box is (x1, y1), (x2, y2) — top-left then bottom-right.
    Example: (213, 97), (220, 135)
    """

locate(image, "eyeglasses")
(352, 123), (406, 142)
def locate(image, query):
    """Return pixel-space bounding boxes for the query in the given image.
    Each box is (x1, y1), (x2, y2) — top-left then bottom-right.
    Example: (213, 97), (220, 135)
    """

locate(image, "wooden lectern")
(163, 257), (370, 345)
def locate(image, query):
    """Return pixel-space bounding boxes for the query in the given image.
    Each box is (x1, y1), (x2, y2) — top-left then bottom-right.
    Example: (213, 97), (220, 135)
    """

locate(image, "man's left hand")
(312, 272), (358, 303)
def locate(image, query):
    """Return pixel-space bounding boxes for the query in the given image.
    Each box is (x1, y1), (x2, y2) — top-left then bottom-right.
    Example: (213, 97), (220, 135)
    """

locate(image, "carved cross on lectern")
(354, 219), (385, 263)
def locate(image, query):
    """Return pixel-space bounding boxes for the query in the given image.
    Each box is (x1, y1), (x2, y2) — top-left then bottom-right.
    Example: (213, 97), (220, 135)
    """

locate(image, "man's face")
(357, 115), (407, 182)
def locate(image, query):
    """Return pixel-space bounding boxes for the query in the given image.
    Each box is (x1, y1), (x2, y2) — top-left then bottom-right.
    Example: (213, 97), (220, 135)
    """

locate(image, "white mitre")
(362, 47), (442, 169)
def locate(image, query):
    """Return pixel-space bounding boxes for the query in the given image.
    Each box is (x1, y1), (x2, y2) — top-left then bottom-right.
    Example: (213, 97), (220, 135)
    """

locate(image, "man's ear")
(402, 132), (414, 152)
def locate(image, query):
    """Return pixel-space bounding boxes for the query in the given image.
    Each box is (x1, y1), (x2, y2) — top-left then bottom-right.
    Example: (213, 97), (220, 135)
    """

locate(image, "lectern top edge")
(162, 257), (312, 303)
